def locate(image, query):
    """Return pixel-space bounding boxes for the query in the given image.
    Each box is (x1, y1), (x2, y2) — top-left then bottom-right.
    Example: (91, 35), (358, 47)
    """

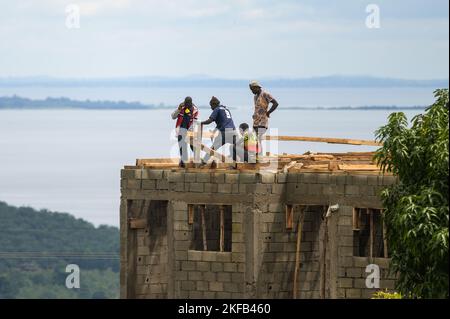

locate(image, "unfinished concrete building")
(120, 137), (398, 299)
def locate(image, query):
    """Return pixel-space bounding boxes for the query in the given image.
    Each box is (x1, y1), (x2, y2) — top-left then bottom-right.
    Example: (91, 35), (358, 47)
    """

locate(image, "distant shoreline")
(0, 95), (427, 111)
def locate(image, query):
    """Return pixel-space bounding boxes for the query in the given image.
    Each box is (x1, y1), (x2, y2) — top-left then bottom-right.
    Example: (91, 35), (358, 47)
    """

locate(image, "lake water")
(0, 87), (434, 226)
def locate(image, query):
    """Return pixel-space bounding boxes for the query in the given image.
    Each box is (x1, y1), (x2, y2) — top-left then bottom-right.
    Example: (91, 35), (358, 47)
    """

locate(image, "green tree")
(374, 88), (449, 298)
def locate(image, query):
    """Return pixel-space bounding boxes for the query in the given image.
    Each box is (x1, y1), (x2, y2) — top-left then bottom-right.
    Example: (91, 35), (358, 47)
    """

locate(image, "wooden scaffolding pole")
(293, 206), (305, 299)
(200, 205), (208, 251)
(320, 206), (329, 299)
(219, 205), (225, 252)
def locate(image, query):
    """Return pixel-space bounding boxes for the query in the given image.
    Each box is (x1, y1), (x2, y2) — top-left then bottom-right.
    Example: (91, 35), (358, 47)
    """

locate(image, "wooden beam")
(188, 204), (194, 225)
(338, 164), (379, 171)
(200, 205), (208, 251)
(382, 210), (388, 258)
(186, 139), (231, 164)
(286, 205), (294, 230)
(369, 208), (374, 259)
(352, 208), (360, 231)
(293, 206), (305, 299)
(265, 135), (381, 146)
(219, 205), (225, 252)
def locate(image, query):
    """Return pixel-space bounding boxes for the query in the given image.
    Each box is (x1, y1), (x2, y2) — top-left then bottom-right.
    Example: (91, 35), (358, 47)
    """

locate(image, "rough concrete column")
(243, 204), (261, 298)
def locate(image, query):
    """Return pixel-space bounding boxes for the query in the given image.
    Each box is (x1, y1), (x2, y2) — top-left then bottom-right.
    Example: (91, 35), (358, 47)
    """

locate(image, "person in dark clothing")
(171, 96), (199, 168)
(200, 96), (237, 165)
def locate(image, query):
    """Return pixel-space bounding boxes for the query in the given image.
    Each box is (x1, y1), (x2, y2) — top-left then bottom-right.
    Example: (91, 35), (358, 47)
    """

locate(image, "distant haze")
(0, 0), (448, 79)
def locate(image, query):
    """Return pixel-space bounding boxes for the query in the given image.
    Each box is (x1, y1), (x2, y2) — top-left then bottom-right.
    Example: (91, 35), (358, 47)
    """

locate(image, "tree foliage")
(374, 88), (449, 298)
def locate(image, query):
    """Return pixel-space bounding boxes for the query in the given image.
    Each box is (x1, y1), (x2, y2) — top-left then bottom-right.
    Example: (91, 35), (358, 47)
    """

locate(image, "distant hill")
(0, 75), (448, 88)
(0, 201), (119, 299)
(0, 95), (160, 110)
(0, 95), (428, 110)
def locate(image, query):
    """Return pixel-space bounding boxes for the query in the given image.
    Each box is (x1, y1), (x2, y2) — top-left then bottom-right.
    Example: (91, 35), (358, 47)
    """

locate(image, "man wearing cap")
(200, 96), (237, 165)
(249, 80), (279, 157)
(171, 96), (199, 168)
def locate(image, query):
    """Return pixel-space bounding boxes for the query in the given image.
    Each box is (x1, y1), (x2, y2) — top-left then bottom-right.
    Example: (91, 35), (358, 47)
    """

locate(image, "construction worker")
(235, 123), (260, 163)
(171, 96), (199, 168)
(249, 80), (279, 157)
(200, 96), (237, 165)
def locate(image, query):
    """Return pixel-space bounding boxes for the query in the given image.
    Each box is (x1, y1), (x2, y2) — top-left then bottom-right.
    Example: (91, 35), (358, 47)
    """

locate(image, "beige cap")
(249, 80), (261, 88)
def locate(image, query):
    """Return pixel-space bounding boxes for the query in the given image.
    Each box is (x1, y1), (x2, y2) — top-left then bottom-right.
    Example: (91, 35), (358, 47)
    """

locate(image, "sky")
(0, 0), (448, 79)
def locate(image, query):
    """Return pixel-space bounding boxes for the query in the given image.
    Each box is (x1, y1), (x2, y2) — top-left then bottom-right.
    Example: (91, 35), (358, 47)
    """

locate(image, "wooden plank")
(369, 208), (374, 259)
(352, 208), (360, 231)
(338, 164), (379, 171)
(129, 218), (147, 229)
(286, 205), (294, 230)
(219, 205), (225, 252)
(293, 206), (305, 299)
(320, 206), (328, 299)
(186, 139), (231, 164)
(188, 204), (194, 225)
(264, 135), (381, 146)
(200, 205), (208, 251)
(382, 210), (388, 258)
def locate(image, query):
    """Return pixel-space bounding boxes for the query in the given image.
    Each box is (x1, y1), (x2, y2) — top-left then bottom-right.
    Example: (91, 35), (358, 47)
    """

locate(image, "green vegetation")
(0, 201), (119, 299)
(371, 290), (402, 299)
(374, 88), (449, 298)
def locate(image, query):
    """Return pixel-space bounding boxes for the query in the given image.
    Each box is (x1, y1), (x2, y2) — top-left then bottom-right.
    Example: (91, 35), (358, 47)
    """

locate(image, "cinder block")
(218, 183), (232, 193)
(346, 267), (362, 278)
(338, 278), (353, 288)
(232, 223), (242, 233)
(336, 175), (346, 185)
(143, 169), (163, 180)
(216, 252), (232, 263)
(302, 173), (317, 184)
(353, 175), (368, 185)
(367, 175), (379, 185)
(255, 184), (271, 194)
(209, 282), (224, 292)
(204, 183), (218, 193)
(316, 174), (330, 184)
(203, 272), (216, 281)
(231, 252), (244, 263)
(271, 184), (285, 194)
(354, 278), (367, 288)
(225, 174), (239, 184)
(345, 185), (360, 195)
(231, 273), (244, 283)
(142, 180), (156, 190)
(156, 180), (169, 190)
(171, 182), (185, 192)
(277, 173), (287, 183)
(121, 169), (135, 179)
(196, 173), (211, 183)
(338, 216), (352, 226)
(127, 179), (141, 190)
(168, 172), (185, 183)
(240, 173), (257, 184)
(196, 261), (210, 272)
(287, 173), (298, 183)
(346, 288), (361, 298)
(181, 261), (196, 271)
(260, 173), (275, 183)
(181, 280), (195, 291)
(212, 173), (225, 184)
(382, 175), (397, 185)
(188, 250), (203, 261)
(353, 256), (370, 267)
(184, 173), (196, 182)
(189, 183), (204, 193)
(217, 273), (231, 282)
(188, 271), (202, 281)
(339, 246), (354, 257)
(232, 184), (239, 194)
(223, 263), (237, 272)
(189, 291), (204, 298)
(223, 282), (239, 293)
(308, 184), (322, 195)
(211, 262), (223, 272)
(196, 281), (209, 291)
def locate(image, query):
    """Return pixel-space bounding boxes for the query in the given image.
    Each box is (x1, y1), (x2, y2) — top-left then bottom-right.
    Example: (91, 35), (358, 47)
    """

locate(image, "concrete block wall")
(120, 167), (398, 299)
